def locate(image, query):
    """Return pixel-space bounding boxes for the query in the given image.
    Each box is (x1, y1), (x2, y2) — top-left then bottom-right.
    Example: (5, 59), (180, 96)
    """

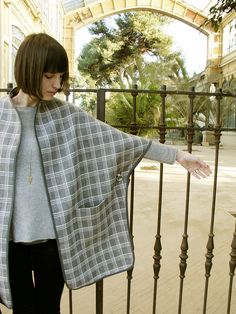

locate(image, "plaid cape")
(0, 96), (151, 308)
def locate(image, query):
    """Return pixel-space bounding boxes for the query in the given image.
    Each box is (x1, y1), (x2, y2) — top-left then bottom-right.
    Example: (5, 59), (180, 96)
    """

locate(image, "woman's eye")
(44, 73), (64, 79)
(44, 75), (53, 79)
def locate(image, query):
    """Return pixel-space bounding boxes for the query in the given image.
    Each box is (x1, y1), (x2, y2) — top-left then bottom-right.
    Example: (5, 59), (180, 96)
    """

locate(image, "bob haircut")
(14, 33), (69, 99)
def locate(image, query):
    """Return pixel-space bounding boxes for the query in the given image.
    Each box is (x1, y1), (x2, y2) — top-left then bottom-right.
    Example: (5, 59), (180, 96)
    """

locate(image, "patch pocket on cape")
(76, 198), (109, 241)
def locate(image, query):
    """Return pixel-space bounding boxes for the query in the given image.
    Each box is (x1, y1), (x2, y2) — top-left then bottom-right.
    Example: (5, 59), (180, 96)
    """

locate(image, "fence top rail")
(66, 88), (236, 98)
(1, 87), (236, 98)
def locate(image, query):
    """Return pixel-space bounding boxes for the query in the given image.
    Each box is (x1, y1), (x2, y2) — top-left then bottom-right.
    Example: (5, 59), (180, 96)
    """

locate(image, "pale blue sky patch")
(165, 20), (207, 76)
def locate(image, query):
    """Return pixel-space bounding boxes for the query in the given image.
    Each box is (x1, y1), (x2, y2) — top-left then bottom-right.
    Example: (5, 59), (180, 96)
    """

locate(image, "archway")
(63, 0), (219, 83)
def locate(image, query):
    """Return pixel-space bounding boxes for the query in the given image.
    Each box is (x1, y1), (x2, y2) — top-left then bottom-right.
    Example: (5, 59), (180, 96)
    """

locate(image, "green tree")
(77, 12), (189, 136)
(208, 0), (236, 31)
(77, 12), (183, 87)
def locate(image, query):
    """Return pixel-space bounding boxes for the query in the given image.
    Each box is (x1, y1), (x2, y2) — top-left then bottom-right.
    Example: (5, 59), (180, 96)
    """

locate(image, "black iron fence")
(1, 86), (236, 313)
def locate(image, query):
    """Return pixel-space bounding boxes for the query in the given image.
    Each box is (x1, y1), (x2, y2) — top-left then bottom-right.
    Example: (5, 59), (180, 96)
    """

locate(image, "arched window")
(11, 25), (25, 83)
(223, 18), (236, 56)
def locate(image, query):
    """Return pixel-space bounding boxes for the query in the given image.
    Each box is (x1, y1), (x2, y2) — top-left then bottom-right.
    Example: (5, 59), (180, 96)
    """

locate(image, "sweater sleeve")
(144, 141), (178, 164)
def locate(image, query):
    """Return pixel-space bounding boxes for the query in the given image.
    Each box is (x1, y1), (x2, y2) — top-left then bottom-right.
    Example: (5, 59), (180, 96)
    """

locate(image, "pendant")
(28, 175), (33, 184)
(28, 150), (33, 184)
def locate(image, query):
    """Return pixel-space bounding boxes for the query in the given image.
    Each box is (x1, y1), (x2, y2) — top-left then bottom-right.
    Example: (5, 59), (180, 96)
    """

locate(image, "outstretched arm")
(176, 150), (212, 179)
(144, 142), (212, 179)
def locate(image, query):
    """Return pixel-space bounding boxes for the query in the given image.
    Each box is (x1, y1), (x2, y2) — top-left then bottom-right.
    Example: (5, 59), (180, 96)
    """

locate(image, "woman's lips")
(47, 91), (56, 96)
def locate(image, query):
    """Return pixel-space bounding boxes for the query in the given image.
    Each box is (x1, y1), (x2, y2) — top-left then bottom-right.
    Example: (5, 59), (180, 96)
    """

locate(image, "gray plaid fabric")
(0, 96), (151, 308)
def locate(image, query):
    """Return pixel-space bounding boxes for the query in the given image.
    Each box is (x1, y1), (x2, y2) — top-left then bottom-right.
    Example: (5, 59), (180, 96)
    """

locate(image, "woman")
(0, 33), (211, 313)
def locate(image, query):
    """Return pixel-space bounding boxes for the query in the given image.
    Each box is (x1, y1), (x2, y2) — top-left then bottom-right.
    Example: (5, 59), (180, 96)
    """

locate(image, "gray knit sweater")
(10, 107), (56, 243)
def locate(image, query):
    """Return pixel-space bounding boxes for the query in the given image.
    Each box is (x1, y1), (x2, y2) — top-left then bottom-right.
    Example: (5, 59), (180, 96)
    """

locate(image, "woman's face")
(41, 72), (64, 100)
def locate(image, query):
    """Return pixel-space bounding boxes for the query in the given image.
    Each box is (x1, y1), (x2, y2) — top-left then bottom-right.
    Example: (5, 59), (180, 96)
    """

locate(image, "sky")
(75, 12), (208, 77)
(165, 20), (207, 76)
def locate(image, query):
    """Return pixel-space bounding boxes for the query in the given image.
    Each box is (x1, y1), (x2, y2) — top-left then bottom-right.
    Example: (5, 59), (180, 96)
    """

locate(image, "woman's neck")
(11, 90), (39, 107)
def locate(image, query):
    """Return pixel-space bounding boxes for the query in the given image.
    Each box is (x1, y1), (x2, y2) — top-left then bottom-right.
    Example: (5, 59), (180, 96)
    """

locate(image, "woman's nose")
(52, 76), (61, 89)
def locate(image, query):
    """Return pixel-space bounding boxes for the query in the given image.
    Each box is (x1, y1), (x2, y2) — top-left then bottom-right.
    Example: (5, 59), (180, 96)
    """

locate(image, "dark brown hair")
(14, 33), (69, 99)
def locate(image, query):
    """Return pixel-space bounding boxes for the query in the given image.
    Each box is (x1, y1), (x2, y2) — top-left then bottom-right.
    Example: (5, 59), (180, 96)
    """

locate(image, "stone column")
(205, 30), (222, 86)
(63, 16), (75, 79)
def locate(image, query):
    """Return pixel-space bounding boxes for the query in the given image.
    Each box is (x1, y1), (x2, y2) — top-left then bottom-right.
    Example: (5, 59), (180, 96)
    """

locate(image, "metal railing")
(67, 86), (236, 314)
(2, 86), (236, 313)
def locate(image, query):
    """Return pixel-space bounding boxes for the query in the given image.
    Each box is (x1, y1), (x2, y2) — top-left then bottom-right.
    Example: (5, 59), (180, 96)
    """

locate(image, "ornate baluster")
(126, 85), (138, 314)
(227, 220), (236, 314)
(203, 90), (222, 314)
(178, 231), (189, 313)
(152, 163), (164, 314)
(203, 232), (214, 313)
(96, 88), (106, 314)
(126, 267), (133, 314)
(178, 87), (195, 313)
(96, 281), (103, 314)
(126, 170), (135, 314)
(69, 289), (73, 314)
(152, 85), (166, 314)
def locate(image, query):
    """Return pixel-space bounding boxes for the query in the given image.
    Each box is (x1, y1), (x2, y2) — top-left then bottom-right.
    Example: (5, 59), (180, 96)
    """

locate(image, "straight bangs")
(44, 43), (69, 92)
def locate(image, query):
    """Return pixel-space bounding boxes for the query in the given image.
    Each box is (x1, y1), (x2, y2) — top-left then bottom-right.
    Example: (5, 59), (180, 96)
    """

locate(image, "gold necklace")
(28, 150), (33, 184)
